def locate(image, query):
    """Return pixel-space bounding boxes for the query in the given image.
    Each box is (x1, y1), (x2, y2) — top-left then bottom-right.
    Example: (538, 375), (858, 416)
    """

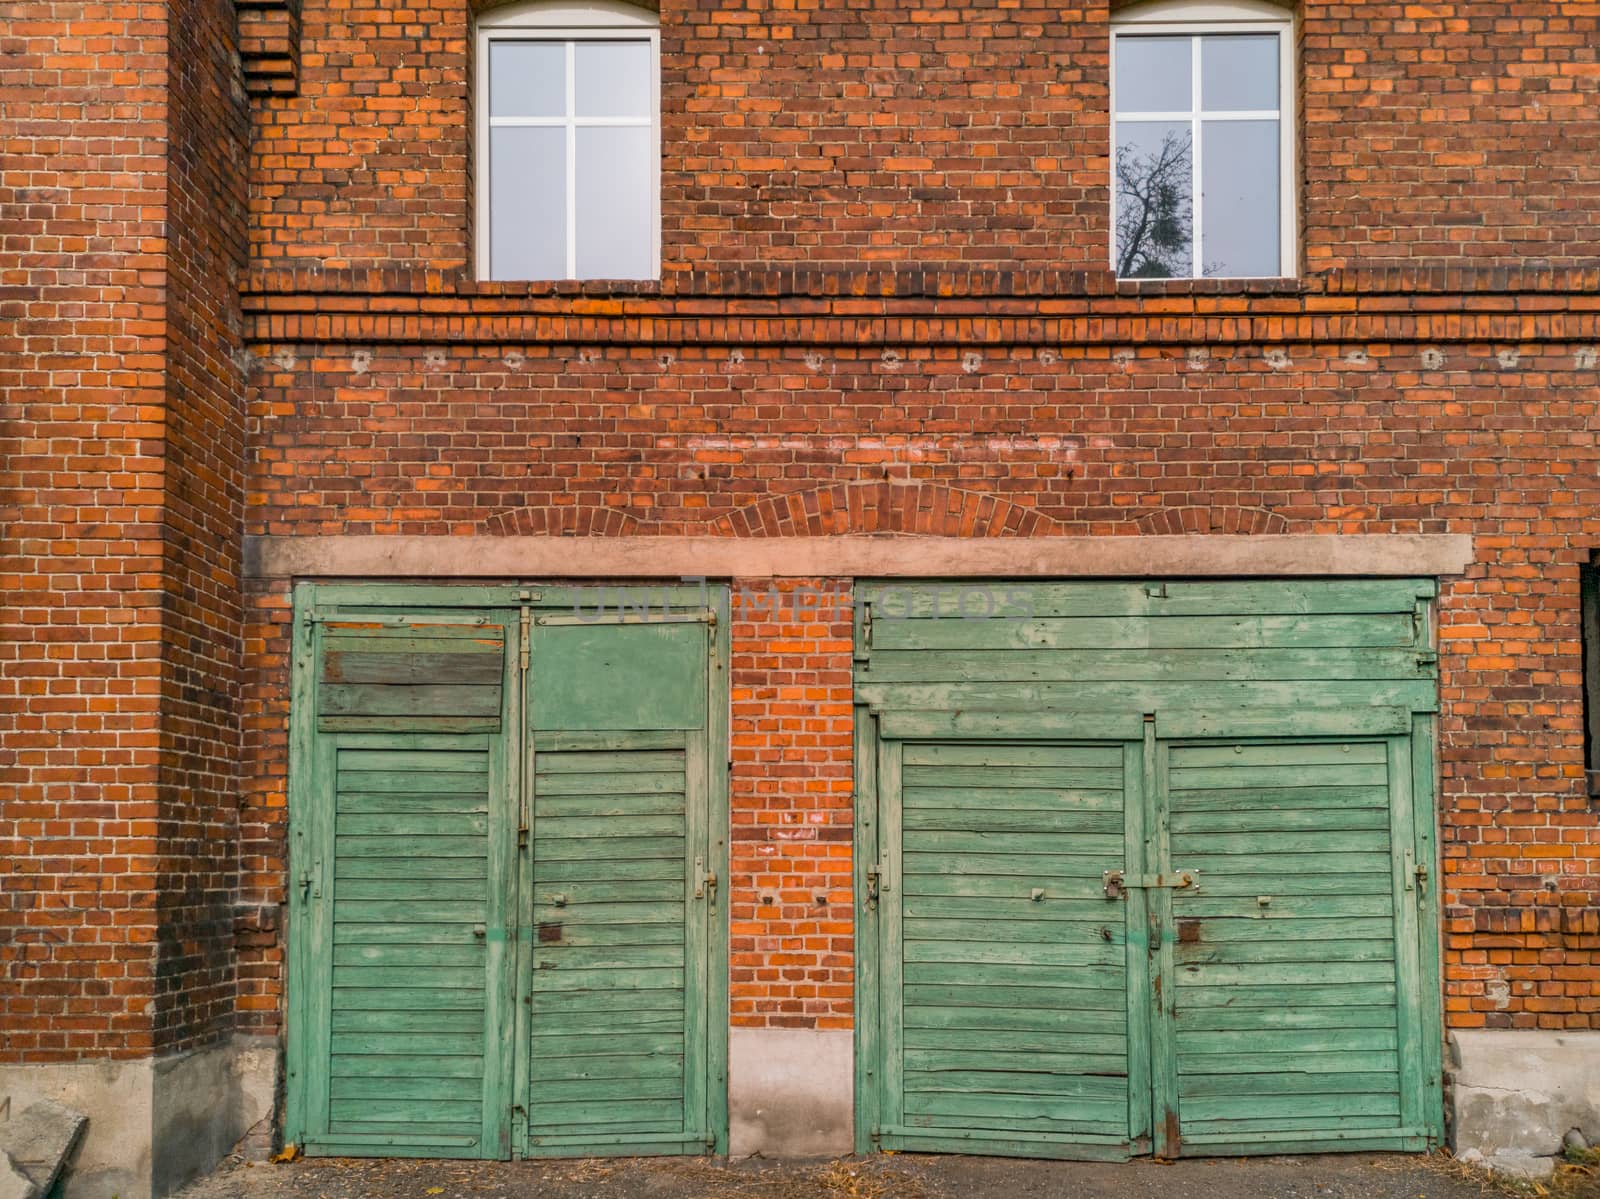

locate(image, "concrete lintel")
(246, 533), (1475, 580)
(728, 1028), (853, 1158)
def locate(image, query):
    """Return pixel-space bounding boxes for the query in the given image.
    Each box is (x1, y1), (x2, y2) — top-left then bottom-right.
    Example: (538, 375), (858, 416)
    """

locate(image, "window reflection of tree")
(1115, 130), (1193, 279)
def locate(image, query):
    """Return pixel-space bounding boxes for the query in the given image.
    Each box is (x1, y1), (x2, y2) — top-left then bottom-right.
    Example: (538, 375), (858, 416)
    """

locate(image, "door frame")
(285, 581), (731, 1158)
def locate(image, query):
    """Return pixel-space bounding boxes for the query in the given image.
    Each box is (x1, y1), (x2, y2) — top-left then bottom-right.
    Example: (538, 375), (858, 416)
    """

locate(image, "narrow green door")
(287, 611), (519, 1158)
(876, 735), (1149, 1158)
(1156, 725), (1434, 1155)
(287, 585), (730, 1161)
(520, 616), (722, 1156)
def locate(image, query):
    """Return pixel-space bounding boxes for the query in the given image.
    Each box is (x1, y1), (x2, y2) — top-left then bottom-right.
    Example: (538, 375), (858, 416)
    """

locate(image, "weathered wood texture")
(855, 579), (1443, 1159)
(290, 589), (727, 1160)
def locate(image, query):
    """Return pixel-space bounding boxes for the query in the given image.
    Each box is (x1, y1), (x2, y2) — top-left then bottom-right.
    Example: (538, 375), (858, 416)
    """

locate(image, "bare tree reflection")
(1115, 130), (1193, 279)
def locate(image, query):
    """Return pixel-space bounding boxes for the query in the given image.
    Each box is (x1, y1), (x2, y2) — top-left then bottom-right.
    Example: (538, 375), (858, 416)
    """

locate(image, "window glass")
(1201, 34), (1279, 111)
(1114, 120), (1194, 279)
(1115, 36), (1191, 112)
(1200, 119), (1279, 277)
(575, 41), (653, 118)
(1112, 26), (1287, 279)
(489, 41), (565, 118)
(482, 23), (657, 281)
(489, 126), (567, 280)
(575, 126), (654, 278)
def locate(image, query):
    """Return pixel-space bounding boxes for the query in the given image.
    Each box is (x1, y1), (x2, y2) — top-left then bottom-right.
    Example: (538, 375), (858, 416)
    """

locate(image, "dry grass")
(651, 1157), (936, 1199)
(1392, 1148), (1600, 1199)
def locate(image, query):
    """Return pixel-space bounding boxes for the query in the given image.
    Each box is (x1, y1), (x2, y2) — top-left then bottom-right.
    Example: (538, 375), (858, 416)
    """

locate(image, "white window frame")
(1110, 0), (1296, 280)
(475, 0), (661, 281)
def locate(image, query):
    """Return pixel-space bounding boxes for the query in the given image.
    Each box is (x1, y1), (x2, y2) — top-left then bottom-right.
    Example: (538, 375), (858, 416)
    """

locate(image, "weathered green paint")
(531, 620), (710, 731)
(854, 580), (1444, 1161)
(288, 583), (730, 1161)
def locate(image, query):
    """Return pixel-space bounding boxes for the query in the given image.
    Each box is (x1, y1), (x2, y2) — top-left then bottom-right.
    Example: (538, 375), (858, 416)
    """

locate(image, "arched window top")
(478, 0), (657, 31)
(1113, 0), (1293, 26)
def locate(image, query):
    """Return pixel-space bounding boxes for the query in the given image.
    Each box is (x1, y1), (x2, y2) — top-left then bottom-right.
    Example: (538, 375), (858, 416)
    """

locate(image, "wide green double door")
(286, 585), (729, 1159)
(855, 580), (1444, 1159)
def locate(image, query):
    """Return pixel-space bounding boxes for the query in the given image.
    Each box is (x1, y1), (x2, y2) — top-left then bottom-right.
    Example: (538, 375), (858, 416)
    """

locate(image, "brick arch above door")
(1136, 506), (1290, 536)
(706, 482), (1065, 538)
(482, 505), (645, 537)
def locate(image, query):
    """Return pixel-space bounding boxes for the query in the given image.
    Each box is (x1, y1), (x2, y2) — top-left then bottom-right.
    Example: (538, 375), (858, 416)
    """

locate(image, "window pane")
(490, 41), (565, 118)
(575, 40), (652, 118)
(1201, 34), (1279, 112)
(1115, 36), (1191, 113)
(490, 125), (567, 279)
(574, 126), (653, 278)
(1114, 120), (1193, 278)
(1201, 119), (1280, 277)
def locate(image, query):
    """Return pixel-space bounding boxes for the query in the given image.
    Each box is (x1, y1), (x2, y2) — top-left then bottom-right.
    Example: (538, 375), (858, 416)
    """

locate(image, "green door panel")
(876, 738), (1145, 1160)
(855, 580), (1443, 1162)
(524, 733), (709, 1155)
(531, 620), (709, 730)
(1159, 737), (1429, 1156)
(289, 612), (517, 1159)
(289, 587), (729, 1162)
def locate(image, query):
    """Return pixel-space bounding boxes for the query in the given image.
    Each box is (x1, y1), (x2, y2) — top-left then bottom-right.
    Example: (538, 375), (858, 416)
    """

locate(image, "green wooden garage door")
(285, 586), (729, 1160)
(854, 580), (1443, 1160)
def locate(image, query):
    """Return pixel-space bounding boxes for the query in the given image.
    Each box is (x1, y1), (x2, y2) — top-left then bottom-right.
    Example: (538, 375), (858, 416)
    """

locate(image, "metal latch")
(1405, 848), (1428, 895)
(865, 867), (882, 909)
(694, 857), (718, 900)
(1103, 869), (1200, 899)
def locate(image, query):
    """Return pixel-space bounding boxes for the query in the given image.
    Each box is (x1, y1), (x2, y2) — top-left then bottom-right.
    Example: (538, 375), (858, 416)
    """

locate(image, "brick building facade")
(4, 0), (1600, 1194)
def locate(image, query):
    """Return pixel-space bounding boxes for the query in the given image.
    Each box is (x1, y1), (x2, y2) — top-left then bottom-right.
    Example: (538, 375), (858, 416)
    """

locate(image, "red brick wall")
(0, 0), (249, 1061)
(153, 0), (251, 1053)
(729, 581), (855, 1028)
(246, 0), (1600, 273)
(234, 328), (1600, 1031)
(1, 0), (173, 1062)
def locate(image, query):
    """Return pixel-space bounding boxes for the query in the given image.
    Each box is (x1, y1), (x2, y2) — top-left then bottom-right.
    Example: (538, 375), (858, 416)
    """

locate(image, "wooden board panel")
(531, 621), (707, 730)
(855, 580), (1440, 1161)
(880, 741), (1135, 1156)
(318, 621), (505, 733)
(321, 736), (497, 1153)
(527, 737), (700, 1151)
(1165, 738), (1411, 1154)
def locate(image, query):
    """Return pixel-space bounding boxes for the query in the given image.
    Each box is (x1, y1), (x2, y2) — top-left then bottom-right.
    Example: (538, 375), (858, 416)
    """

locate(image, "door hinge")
(854, 603), (872, 662)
